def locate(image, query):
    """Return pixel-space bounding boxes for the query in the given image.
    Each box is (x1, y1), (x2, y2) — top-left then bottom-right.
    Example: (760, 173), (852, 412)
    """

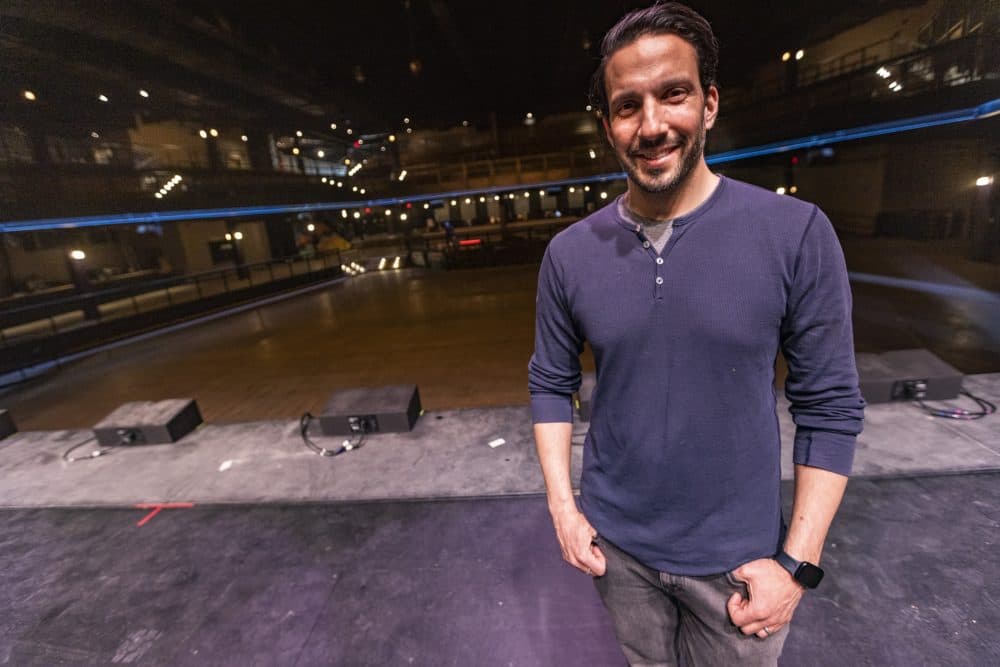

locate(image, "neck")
(626, 161), (719, 220)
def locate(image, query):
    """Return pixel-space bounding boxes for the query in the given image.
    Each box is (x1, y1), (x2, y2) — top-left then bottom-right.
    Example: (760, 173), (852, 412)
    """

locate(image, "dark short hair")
(589, 1), (719, 118)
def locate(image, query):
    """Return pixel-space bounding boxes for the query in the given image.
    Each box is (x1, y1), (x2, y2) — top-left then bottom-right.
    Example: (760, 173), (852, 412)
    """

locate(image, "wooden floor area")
(3, 241), (998, 432)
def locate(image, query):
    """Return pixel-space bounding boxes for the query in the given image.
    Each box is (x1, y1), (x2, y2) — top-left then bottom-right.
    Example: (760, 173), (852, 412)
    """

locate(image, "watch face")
(796, 562), (825, 588)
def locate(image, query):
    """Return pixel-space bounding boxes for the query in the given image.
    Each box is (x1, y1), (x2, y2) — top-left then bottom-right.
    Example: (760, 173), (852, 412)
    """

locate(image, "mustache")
(628, 133), (685, 157)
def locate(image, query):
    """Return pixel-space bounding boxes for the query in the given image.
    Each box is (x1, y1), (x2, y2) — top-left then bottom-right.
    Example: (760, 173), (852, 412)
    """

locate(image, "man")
(528, 2), (865, 665)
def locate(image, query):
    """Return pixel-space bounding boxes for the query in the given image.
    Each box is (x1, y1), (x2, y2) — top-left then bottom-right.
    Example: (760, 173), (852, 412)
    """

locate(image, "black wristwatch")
(775, 550), (824, 589)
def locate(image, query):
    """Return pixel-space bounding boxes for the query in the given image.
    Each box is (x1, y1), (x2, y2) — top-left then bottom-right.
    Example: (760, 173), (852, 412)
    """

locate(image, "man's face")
(602, 33), (718, 195)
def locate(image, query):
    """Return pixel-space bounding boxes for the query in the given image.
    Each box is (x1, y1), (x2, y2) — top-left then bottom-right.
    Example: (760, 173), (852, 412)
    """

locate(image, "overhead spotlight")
(296, 130), (303, 137)
(789, 186), (798, 194)
(358, 138), (364, 145)
(600, 192), (608, 200)
(493, 195), (499, 201)
(353, 211), (361, 219)
(330, 123), (338, 130)
(225, 233), (233, 241)
(233, 231), (243, 240)
(403, 117), (410, 124)
(352, 186), (359, 192)
(589, 149), (597, 159)
(569, 187), (575, 193)
(398, 170), (408, 181)
(776, 186), (787, 195)
(523, 192), (530, 198)
(423, 203), (429, 209)
(781, 52), (791, 62)
(155, 192), (163, 199)
(876, 67), (891, 79)
(322, 177), (328, 183)
(585, 105), (592, 112)
(307, 223), (315, 231)
(400, 213), (408, 221)
(795, 49), (805, 61)
(90, 131), (100, 139)
(139, 89), (149, 98)
(392, 256), (401, 269)
(345, 158), (351, 165)
(976, 176), (994, 187)
(406, 128), (413, 134)
(98, 94), (109, 102)
(347, 128), (354, 135)
(451, 200), (457, 206)
(479, 196), (486, 202)
(23, 90), (37, 101)
(462, 120), (469, 127)
(378, 257), (387, 270)
(526, 112), (533, 119)
(292, 147), (300, 155)
(539, 189), (545, 196)
(509, 194), (515, 199)
(389, 134), (396, 142)
(69, 250), (86, 260)
(385, 210), (392, 216)
(359, 188), (366, 194)
(337, 181), (343, 187)
(317, 150), (325, 158)
(380, 146), (386, 152)
(209, 128), (219, 137)
(584, 186), (591, 192)
(174, 174), (182, 181)
(199, 130), (208, 139)
(240, 134), (248, 142)
(341, 210), (348, 218)
(464, 198), (471, 204)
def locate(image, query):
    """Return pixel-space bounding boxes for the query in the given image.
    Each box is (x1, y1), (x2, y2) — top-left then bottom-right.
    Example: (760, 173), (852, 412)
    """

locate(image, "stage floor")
(1, 258), (998, 665)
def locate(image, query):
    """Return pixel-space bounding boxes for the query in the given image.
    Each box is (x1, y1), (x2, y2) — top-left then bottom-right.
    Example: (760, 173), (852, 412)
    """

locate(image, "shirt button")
(655, 277), (664, 285)
(642, 241), (650, 249)
(655, 257), (664, 265)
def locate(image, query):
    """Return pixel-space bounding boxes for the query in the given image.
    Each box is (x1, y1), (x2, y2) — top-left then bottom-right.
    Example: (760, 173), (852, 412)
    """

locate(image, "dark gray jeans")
(593, 536), (789, 667)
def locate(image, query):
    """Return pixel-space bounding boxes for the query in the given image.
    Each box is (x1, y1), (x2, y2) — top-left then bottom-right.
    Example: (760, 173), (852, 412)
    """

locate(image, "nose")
(637, 98), (668, 140)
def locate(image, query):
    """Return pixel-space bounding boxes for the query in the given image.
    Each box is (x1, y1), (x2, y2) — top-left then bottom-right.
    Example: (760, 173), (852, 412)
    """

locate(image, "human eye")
(615, 100), (637, 116)
(664, 88), (688, 102)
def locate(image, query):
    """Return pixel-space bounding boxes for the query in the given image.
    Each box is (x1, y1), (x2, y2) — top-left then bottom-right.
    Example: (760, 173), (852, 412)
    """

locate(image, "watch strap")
(775, 550), (800, 578)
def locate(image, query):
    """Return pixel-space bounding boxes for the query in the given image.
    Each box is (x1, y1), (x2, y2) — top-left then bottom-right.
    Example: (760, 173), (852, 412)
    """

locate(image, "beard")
(617, 118), (706, 196)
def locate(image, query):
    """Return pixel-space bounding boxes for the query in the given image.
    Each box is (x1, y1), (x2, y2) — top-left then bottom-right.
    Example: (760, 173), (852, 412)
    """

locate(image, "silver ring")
(763, 626), (772, 636)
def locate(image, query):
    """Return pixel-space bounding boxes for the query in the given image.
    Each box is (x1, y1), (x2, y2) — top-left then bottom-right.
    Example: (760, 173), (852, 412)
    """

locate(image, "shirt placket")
(636, 225), (664, 300)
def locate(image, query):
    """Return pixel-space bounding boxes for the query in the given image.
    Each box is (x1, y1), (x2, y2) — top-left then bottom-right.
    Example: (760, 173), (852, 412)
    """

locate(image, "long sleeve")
(528, 244), (584, 424)
(781, 207), (866, 476)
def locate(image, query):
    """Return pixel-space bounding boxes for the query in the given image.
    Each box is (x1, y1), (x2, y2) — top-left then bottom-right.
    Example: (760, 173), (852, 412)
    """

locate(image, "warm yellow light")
(23, 90), (37, 101)
(155, 192), (163, 199)
(225, 233), (233, 241)
(296, 130), (303, 137)
(209, 128), (219, 137)
(307, 223), (315, 231)
(321, 177), (328, 183)
(342, 210), (348, 218)
(584, 186), (591, 192)
(317, 150), (325, 158)
(139, 89), (149, 98)
(539, 190), (545, 196)
(776, 187), (787, 195)
(400, 213), (408, 221)
(353, 211), (361, 219)
(977, 176), (994, 187)
(352, 186), (358, 192)
(240, 134), (248, 142)
(337, 181), (343, 187)
(358, 138), (364, 145)
(781, 52), (791, 62)
(600, 192), (608, 199)
(199, 130), (208, 139)
(479, 197), (485, 202)
(464, 198), (471, 204)
(292, 147), (300, 155)
(233, 231), (243, 240)
(526, 112), (533, 119)
(569, 187), (575, 193)
(589, 149), (597, 159)
(389, 135), (396, 142)
(493, 195), (500, 201)
(789, 186), (798, 194)
(423, 203), (430, 209)
(330, 123), (338, 130)
(398, 170), (407, 182)
(90, 132), (100, 139)
(795, 49), (805, 61)
(385, 210), (392, 216)
(359, 188), (366, 194)
(70, 250), (86, 260)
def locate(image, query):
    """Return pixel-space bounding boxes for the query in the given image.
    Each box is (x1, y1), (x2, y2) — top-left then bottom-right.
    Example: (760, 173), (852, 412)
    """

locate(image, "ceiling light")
(317, 150), (325, 158)
(209, 128), (218, 137)
(347, 128), (354, 135)
(233, 232), (243, 240)
(976, 176), (994, 187)
(404, 117), (410, 124)
(23, 90), (37, 101)
(781, 52), (791, 62)
(389, 135), (396, 142)
(240, 135), (248, 142)
(199, 130), (208, 139)
(795, 49), (805, 61)
(292, 147), (300, 155)
(398, 170), (408, 182)
(776, 186), (787, 195)
(331, 123), (338, 130)
(98, 94), (109, 102)
(69, 250), (86, 260)
(296, 130), (303, 137)
(90, 131), (100, 139)
(307, 223), (315, 231)
(139, 89), (149, 98)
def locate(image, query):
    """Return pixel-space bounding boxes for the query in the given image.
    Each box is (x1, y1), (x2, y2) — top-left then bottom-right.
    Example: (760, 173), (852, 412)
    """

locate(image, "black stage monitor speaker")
(575, 373), (597, 422)
(93, 399), (203, 447)
(318, 384), (422, 436)
(0, 409), (16, 441)
(856, 349), (962, 404)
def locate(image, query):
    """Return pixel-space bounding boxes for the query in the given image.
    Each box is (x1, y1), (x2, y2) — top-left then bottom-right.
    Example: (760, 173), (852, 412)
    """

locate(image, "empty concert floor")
(1, 242), (998, 665)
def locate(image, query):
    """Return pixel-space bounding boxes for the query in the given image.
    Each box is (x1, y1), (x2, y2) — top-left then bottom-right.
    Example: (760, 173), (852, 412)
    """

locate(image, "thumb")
(726, 592), (744, 621)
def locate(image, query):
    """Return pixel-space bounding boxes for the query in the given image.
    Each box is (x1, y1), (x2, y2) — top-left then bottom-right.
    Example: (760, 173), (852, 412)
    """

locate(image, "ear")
(703, 84), (719, 130)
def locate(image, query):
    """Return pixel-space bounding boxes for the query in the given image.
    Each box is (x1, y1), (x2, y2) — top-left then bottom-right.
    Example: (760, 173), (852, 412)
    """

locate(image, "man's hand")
(551, 506), (606, 576)
(726, 557), (804, 638)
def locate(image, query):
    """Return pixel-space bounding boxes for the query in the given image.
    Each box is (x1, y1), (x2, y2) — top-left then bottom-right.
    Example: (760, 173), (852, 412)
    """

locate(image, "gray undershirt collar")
(617, 196), (675, 254)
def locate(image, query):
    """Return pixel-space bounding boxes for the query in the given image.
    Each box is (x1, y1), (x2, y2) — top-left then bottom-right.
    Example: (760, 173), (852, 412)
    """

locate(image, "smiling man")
(528, 2), (866, 665)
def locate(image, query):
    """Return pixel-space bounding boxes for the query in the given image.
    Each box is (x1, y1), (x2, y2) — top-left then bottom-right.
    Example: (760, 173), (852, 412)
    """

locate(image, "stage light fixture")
(139, 89), (149, 98)
(23, 90), (37, 101)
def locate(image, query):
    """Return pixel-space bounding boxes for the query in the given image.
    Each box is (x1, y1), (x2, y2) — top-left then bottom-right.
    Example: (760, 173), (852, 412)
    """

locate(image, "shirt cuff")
(792, 428), (857, 476)
(530, 392), (574, 424)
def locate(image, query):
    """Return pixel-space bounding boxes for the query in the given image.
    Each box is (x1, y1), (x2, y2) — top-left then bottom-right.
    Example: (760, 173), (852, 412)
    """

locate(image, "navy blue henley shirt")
(528, 176), (865, 575)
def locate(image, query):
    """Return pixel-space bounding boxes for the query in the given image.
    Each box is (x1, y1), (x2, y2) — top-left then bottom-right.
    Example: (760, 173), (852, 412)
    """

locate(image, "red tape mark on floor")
(134, 502), (195, 527)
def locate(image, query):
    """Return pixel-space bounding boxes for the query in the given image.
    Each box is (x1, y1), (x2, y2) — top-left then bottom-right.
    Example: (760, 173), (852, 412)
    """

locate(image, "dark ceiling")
(3, 0), (929, 135)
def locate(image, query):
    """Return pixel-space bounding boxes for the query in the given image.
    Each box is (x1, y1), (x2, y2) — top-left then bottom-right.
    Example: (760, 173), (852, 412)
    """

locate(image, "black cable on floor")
(299, 413), (366, 457)
(62, 436), (112, 463)
(916, 390), (997, 420)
